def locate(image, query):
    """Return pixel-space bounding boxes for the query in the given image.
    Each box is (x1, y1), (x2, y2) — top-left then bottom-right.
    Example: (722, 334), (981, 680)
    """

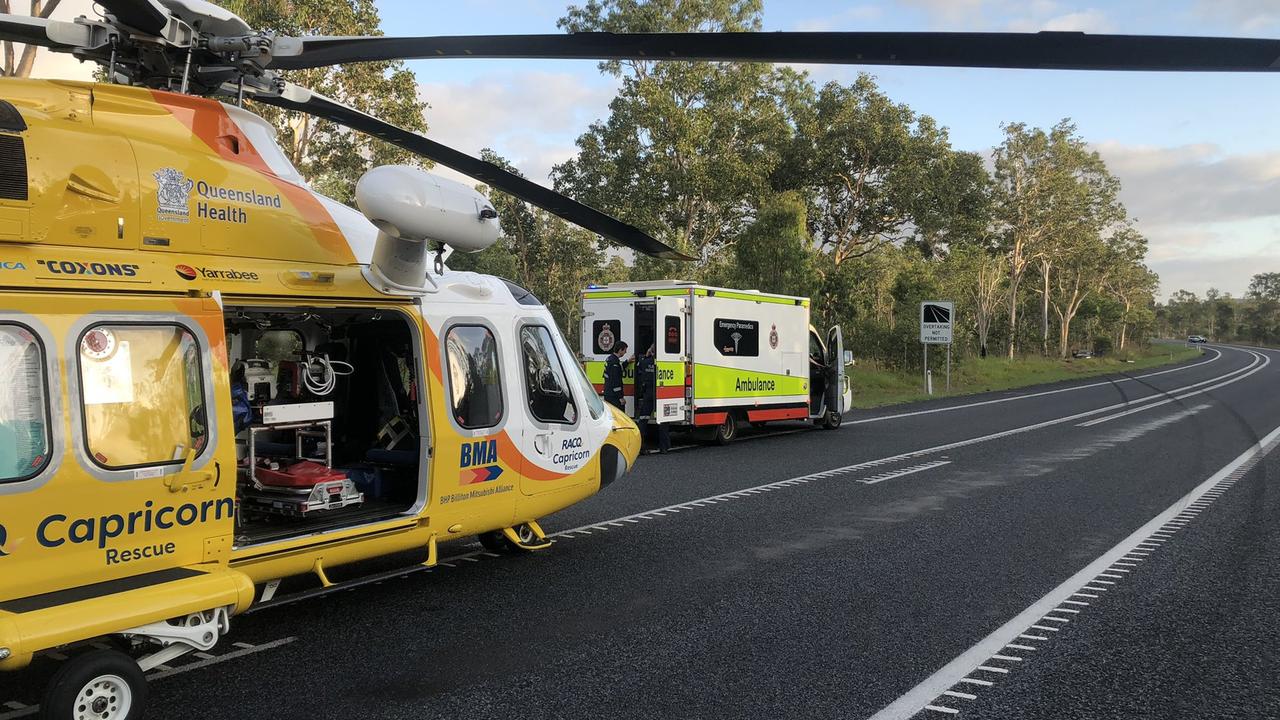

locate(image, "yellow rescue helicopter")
(0, 1), (1275, 717)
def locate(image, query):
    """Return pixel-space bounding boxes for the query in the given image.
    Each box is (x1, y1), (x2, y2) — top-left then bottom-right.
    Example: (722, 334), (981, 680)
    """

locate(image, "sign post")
(921, 301), (954, 394)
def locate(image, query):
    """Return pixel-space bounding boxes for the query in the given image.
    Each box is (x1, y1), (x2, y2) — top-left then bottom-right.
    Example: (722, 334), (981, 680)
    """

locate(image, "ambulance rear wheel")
(713, 414), (738, 445)
(821, 409), (842, 430)
(42, 649), (147, 720)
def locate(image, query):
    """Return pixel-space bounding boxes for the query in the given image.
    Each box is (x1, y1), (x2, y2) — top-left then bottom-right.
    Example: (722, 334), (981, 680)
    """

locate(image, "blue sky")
(34, 0), (1280, 298)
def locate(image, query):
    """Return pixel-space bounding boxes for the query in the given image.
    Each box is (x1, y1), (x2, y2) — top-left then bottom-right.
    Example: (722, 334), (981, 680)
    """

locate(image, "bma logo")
(459, 439), (502, 485)
(0, 523), (8, 557)
(154, 167), (193, 223)
(175, 264), (198, 280)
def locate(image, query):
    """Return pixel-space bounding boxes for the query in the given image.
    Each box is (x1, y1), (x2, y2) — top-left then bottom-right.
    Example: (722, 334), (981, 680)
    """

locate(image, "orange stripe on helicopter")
(422, 322), (576, 483)
(148, 91), (355, 264)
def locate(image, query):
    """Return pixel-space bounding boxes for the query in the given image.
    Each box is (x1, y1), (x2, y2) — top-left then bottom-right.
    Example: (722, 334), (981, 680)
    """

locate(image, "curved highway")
(3, 342), (1277, 719)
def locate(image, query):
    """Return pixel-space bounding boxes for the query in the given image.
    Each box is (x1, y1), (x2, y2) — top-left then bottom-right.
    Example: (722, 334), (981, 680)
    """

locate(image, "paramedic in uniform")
(636, 345), (671, 453)
(603, 341), (629, 410)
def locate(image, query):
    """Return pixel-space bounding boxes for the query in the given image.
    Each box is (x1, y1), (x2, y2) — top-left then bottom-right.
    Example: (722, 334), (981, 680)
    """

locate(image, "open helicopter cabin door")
(652, 295), (689, 424)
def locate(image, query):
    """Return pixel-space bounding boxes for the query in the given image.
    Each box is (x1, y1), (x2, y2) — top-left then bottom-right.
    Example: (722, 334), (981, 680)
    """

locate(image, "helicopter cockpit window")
(0, 324), (51, 483)
(445, 325), (504, 430)
(78, 324), (207, 470)
(520, 326), (577, 425)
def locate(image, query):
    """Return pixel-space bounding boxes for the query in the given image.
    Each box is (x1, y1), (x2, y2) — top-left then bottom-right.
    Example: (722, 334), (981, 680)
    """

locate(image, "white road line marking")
(1077, 351), (1267, 427)
(860, 460), (952, 485)
(148, 637), (298, 681)
(1098, 573), (1124, 579)
(991, 654), (1023, 661)
(943, 690), (978, 700)
(1029, 625), (1060, 632)
(924, 705), (959, 715)
(1062, 600), (1090, 606)
(976, 666), (1010, 674)
(850, 348), (1219, 426)
(2, 703), (26, 711)
(1052, 608), (1082, 614)
(1041, 617), (1070, 623)
(1072, 592), (1100, 598)
(867, 418), (1280, 720)
(1019, 634), (1049, 641)
(233, 642), (254, 649)
(959, 678), (994, 687)
(193, 652), (215, 660)
(1007, 643), (1037, 651)
(1080, 587), (1107, 592)
(1091, 579), (1117, 584)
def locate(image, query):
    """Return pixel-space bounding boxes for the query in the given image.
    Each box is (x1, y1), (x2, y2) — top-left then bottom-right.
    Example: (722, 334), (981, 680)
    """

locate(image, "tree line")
(1157, 274), (1280, 347)
(232, 0), (1172, 369)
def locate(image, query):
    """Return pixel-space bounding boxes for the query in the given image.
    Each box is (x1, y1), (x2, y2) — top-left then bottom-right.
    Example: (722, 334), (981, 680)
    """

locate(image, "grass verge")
(850, 343), (1204, 409)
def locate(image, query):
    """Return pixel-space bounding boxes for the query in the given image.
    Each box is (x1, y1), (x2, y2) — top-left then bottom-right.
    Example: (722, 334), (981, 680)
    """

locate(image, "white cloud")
(1096, 141), (1280, 227)
(1090, 141), (1280, 298)
(1007, 8), (1113, 32)
(900, 0), (990, 26)
(1195, 0), (1280, 32)
(418, 71), (618, 188)
(793, 5), (884, 31)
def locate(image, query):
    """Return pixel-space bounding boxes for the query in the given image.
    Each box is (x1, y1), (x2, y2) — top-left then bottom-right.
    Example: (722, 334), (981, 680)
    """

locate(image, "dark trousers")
(640, 417), (672, 452)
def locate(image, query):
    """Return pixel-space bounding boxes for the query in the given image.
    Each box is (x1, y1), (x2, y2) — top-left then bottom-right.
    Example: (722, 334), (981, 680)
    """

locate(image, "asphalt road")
(6, 342), (1279, 720)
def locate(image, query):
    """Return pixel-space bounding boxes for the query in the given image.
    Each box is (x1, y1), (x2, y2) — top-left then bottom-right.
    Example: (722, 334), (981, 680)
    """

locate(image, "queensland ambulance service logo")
(769, 324), (779, 349)
(459, 438), (503, 485)
(597, 324), (616, 352)
(175, 264), (198, 280)
(0, 523), (9, 557)
(154, 167), (193, 223)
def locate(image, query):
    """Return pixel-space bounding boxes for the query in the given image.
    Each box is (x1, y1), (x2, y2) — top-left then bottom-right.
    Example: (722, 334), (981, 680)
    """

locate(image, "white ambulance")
(581, 281), (852, 443)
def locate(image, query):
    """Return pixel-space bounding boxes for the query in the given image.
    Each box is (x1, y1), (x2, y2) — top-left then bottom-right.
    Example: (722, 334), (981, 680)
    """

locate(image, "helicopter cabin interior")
(223, 306), (426, 546)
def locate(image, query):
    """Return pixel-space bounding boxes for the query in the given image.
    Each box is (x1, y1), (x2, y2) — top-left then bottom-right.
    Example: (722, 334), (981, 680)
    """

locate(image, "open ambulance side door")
(653, 295), (688, 424)
(828, 325), (851, 415)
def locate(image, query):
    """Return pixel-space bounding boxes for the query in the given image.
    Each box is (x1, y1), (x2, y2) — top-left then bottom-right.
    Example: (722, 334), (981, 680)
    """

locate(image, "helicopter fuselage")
(0, 77), (639, 672)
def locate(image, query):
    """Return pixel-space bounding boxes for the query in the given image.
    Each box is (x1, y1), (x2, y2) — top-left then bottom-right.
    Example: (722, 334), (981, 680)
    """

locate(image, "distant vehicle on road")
(1072, 349), (1095, 359)
(1188, 335), (1208, 343)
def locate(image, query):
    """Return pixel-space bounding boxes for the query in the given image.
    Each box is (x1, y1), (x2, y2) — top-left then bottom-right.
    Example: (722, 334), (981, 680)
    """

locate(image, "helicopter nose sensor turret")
(355, 165), (501, 293)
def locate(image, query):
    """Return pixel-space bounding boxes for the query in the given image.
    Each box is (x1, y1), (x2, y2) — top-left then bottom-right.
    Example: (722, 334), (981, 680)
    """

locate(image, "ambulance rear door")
(581, 297), (634, 414)
(653, 295), (688, 424)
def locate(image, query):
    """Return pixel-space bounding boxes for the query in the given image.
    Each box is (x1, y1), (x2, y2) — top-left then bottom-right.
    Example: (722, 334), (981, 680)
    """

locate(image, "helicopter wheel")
(41, 649), (147, 720)
(480, 522), (551, 554)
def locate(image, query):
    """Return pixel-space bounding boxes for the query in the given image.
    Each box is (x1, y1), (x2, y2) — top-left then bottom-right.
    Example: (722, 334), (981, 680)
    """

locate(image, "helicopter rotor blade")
(0, 13), (95, 50)
(250, 83), (693, 261)
(268, 31), (1280, 73)
(95, 0), (170, 35)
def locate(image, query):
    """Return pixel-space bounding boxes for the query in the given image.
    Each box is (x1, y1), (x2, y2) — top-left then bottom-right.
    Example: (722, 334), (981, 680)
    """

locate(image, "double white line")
(1077, 349), (1270, 427)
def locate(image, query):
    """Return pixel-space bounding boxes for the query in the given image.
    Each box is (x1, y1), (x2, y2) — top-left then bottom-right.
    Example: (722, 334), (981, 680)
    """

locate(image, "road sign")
(920, 301), (954, 344)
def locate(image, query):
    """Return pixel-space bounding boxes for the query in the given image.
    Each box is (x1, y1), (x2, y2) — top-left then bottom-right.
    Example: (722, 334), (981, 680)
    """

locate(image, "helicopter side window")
(445, 325), (504, 430)
(520, 325), (578, 425)
(78, 324), (208, 470)
(0, 323), (52, 483)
